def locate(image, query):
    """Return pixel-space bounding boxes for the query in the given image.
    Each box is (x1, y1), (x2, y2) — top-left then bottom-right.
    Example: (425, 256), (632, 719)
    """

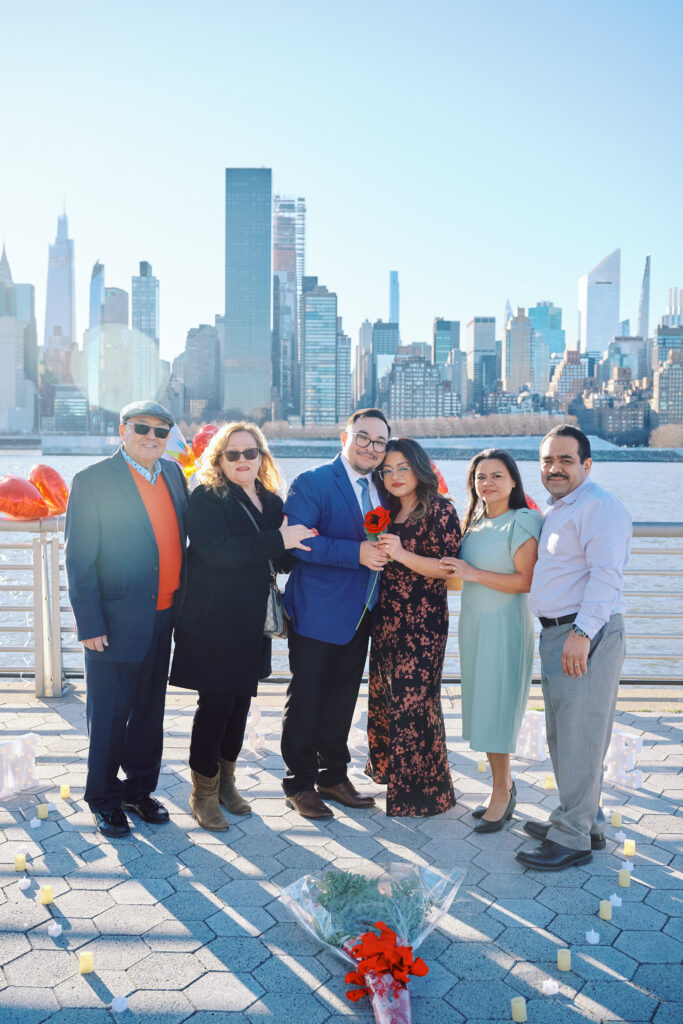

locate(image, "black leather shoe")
(474, 785), (516, 834)
(121, 796), (170, 824)
(516, 839), (592, 871)
(92, 809), (130, 838)
(523, 820), (606, 850)
(472, 780), (516, 819)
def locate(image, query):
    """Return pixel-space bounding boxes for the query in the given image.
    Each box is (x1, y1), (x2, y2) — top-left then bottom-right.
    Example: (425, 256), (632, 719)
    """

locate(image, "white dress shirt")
(530, 477), (632, 639)
(340, 453), (382, 514)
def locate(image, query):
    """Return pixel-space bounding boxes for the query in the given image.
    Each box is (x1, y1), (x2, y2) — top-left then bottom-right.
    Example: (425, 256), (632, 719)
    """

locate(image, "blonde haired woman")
(170, 423), (314, 830)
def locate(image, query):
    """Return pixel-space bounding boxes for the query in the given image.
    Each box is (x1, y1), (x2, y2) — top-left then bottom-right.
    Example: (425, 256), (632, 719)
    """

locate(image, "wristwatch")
(572, 624), (589, 639)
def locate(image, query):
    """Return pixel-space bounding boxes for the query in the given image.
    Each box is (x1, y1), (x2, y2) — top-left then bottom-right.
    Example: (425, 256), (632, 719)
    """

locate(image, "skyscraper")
(335, 317), (351, 422)
(183, 324), (221, 420)
(578, 249), (621, 354)
(528, 301), (565, 352)
(466, 316), (496, 411)
(371, 320), (400, 405)
(637, 254), (651, 340)
(353, 319), (373, 406)
(0, 245), (39, 432)
(224, 168), (272, 417)
(302, 283), (337, 425)
(132, 261), (160, 400)
(503, 307), (533, 394)
(44, 212), (75, 382)
(273, 195), (305, 415)
(432, 318), (460, 368)
(389, 271), (399, 326)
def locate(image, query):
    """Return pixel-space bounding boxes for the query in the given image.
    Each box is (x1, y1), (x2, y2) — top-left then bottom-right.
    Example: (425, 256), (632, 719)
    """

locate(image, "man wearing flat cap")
(65, 401), (189, 837)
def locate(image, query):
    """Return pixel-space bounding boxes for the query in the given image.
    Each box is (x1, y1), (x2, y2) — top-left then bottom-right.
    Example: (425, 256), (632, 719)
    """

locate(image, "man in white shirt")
(518, 425), (632, 871)
(280, 409), (390, 818)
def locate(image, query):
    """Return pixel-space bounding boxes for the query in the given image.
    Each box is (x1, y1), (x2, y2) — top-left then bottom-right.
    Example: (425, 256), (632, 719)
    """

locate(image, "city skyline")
(1, 1), (681, 363)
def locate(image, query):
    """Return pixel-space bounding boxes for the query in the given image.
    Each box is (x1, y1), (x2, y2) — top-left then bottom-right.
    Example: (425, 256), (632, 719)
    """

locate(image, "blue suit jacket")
(65, 449), (188, 663)
(283, 454), (386, 645)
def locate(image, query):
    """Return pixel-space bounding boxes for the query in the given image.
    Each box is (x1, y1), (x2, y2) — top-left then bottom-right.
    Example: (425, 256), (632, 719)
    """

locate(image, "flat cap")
(120, 400), (175, 427)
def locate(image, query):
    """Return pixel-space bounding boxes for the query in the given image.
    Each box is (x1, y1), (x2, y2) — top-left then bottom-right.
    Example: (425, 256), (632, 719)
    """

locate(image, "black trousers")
(84, 607), (173, 813)
(280, 616), (371, 796)
(189, 691), (252, 778)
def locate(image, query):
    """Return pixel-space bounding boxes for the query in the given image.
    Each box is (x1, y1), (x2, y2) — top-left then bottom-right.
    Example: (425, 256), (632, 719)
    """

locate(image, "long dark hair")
(462, 448), (526, 533)
(376, 438), (440, 522)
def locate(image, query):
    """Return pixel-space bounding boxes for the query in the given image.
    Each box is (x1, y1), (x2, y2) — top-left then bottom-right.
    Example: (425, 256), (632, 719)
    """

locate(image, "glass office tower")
(224, 168), (272, 418)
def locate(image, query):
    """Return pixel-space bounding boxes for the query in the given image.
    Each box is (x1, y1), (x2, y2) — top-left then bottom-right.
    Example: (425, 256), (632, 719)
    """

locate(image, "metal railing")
(0, 519), (681, 696)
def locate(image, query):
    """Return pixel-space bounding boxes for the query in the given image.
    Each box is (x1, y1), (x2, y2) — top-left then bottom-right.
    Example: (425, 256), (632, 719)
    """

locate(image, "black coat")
(170, 480), (287, 695)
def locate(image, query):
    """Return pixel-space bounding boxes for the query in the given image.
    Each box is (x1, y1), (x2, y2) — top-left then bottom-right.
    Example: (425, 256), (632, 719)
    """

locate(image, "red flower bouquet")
(281, 863), (464, 1024)
(356, 505), (391, 629)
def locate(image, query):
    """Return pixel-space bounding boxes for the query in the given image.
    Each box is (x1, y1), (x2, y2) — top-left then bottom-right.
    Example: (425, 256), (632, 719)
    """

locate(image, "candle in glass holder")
(47, 922), (63, 938)
(624, 838), (636, 857)
(586, 929), (600, 944)
(557, 948), (571, 971)
(477, 759), (487, 773)
(14, 853), (26, 871)
(79, 952), (94, 974)
(18, 878), (30, 891)
(611, 811), (622, 827)
(40, 885), (54, 905)
(59, 784), (70, 799)
(543, 979), (559, 996)
(618, 868), (631, 887)
(610, 893), (622, 907)
(599, 900), (612, 921)
(37, 804), (48, 820)
(511, 996), (527, 1022)
(544, 774), (555, 789)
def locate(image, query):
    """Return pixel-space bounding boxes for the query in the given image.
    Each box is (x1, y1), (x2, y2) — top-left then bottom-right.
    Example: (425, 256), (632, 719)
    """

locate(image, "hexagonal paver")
(93, 903), (168, 936)
(124, 989), (195, 1021)
(109, 878), (174, 904)
(0, 985), (60, 1024)
(446, 979), (521, 1018)
(486, 898), (556, 929)
(4, 947), (76, 987)
(196, 936), (270, 973)
(185, 971), (264, 1011)
(576, 979), (660, 1021)
(614, 929), (683, 962)
(29, 917), (100, 952)
(126, 950), (203, 990)
(214, 880), (278, 907)
(55, 890), (115, 919)
(76, 934), (150, 970)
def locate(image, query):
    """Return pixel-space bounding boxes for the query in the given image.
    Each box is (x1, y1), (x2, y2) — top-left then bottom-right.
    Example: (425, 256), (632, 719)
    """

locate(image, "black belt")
(539, 613), (577, 628)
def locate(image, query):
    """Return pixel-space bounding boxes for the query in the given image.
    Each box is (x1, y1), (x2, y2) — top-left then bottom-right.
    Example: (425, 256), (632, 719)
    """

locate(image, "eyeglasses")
(129, 423), (171, 439)
(350, 431), (387, 453)
(378, 465), (411, 479)
(221, 448), (261, 462)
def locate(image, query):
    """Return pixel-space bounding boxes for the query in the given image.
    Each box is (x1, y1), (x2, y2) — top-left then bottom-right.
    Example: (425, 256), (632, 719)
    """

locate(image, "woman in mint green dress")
(440, 449), (542, 834)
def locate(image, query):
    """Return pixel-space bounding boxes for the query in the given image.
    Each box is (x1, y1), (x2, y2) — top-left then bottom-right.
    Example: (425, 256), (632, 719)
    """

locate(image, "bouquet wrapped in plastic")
(281, 862), (464, 1023)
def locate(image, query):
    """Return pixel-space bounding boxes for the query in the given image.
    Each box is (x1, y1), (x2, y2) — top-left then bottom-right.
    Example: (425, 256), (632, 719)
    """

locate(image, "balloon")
(0, 477), (50, 520)
(191, 424), (219, 460)
(431, 461), (449, 496)
(525, 493), (542, 512)
(163, 425), (198, 480)
(29, 465), (69, 514)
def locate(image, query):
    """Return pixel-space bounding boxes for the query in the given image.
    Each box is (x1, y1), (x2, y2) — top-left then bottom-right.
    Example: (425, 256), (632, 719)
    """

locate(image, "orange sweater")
(128, 466), (182, 610)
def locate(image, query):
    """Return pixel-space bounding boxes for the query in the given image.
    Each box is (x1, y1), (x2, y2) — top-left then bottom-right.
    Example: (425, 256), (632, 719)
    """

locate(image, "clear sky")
(2, 0), (682, 363)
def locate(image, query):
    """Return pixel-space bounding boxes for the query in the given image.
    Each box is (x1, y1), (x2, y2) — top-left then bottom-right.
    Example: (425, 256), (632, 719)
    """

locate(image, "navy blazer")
(283, 453), (387, 645)
(65, 449), (189, 663)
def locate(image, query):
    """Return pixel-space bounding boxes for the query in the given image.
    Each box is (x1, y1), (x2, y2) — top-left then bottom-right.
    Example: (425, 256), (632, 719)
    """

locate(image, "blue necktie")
(358, 477), (379, 610)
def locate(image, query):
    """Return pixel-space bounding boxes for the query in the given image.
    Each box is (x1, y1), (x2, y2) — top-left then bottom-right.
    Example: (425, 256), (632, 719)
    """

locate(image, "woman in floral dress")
(365, 439), (461, 816)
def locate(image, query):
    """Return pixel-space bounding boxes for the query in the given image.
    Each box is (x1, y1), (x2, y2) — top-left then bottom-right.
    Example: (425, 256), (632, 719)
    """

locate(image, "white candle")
(47, 922), (63, 938)
(18, 878), (31, 891)
(542, 979), (559, 995)
(610, 894), (622, 907)
(586, 929), (600, 944)
(111, 996), (128, 1012)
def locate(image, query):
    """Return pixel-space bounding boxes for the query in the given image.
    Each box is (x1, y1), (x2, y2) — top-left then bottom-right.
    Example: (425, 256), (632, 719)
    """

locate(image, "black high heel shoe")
(473, 782), (516, 834)
(472, 779), (515, 819)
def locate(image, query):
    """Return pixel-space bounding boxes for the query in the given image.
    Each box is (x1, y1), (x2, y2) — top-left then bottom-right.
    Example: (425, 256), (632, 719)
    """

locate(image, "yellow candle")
(599, 899), (613, 921)
(79, 952), (94, 974)
(624, 838), (636, 857)
(37, 804), (49, 819)
(14, 853), (26, 871)
(544, 774), (555, 789)
(557, 948), (571, 971)
(40, 885), (54, 905)
(599, 795), (603, 807)
(511, 996), (527, 1022)
(618, 868), (631, 887)
(60, 784), (71, 799)
(611, 811), (622, 827)
(477, 759), (487, 773)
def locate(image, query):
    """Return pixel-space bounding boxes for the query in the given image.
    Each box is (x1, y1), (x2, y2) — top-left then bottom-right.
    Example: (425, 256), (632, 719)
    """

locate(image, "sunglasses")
(129, 423), (171, 439)
(221, 448), (261, 462)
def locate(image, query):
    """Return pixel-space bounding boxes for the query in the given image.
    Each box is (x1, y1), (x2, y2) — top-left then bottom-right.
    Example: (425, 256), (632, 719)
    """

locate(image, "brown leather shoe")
(284, 789), (334, 819)
(317, 780), (376, 808)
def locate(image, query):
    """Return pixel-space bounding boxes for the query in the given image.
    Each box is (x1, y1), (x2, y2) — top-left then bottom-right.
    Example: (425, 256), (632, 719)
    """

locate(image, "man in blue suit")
(281, 409), (390, 818)
(65, 401), (188, 838)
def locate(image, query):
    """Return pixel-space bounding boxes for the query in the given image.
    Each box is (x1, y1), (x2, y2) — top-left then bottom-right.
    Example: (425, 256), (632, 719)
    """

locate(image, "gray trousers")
(539, 614), (626, 852)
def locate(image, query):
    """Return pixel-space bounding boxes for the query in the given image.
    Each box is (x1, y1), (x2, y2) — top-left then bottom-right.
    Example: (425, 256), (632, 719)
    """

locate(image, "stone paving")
(0, 678), (681, 1023)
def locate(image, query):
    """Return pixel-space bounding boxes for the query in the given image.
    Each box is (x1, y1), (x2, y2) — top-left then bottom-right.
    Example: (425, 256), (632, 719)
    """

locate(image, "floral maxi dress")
(366, 495), (462, 816)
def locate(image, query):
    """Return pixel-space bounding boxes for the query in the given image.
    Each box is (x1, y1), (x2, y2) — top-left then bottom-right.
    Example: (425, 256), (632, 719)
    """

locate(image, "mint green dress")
(458, 508), (543, 753)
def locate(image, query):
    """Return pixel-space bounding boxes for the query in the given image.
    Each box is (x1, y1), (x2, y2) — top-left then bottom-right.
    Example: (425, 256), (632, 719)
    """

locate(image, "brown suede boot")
(189, 769), (229, 831)
(218, 759), (251, 815)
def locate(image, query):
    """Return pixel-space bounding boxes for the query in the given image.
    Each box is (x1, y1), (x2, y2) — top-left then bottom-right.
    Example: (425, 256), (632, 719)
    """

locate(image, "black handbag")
(239, 501), (289, 639)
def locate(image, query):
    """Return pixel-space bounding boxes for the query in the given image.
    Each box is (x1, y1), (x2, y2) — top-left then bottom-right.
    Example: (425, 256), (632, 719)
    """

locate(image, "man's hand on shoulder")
(83, 635), (109, 653)
(359, 541), (388, 571)
(561, 631), (590, 677)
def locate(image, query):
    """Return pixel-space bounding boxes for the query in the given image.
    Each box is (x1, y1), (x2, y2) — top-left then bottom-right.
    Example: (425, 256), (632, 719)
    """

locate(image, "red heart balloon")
(0, 477), (50, 520)
(191, 424), (219, 459)
(29, 464), (69, 514)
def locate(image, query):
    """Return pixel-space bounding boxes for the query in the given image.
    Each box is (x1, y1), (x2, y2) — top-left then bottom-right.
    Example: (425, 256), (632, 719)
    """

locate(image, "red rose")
(364, 506), (391, 534)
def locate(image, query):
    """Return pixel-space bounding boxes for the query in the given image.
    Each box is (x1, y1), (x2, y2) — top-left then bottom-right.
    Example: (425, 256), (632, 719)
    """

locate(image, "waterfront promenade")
(0, 678), (681, 1023)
